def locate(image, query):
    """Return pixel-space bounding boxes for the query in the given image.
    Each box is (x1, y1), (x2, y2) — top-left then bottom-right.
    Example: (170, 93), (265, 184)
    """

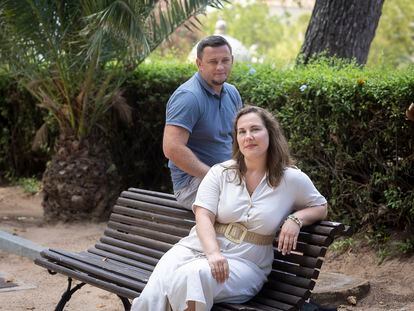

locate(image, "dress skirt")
(131, 244), (267, 311)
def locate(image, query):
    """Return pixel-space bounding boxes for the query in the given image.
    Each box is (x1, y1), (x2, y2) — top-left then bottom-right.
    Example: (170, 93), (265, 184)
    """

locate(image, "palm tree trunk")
(42, 134), (120, 222)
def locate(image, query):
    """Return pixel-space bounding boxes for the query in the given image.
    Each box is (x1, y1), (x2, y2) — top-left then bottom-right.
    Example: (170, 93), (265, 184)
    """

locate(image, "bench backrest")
(88, 188), (345, 311)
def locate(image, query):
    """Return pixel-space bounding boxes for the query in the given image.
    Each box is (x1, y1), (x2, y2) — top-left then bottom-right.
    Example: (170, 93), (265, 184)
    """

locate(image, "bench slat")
(127, 188), (176, 200)
(35, 257), (141, 299)
(273, 252), (323, 269)
(51, 249), (151, 281)
(217, 302), (279, 311)
(280, 242), (326, 258)
(100, 235), (165, 259)
(249, 299), (295, 311)
(87, 247), (155, 271)
(272, 260), (319, 279)
(40, 249), (148, 291)
(103, 229), (173, 253)
(267, 270), (315, 290)
(110, 212), (190, 236)
(121, 191), (184, 209)
(107, 221), (181, 245)
(263, 279), (309, 298)
(257, 288), (304, 307)
(295, 231), (333, 247)
(94, 243), (158, 268)
(111, 206), (193, 230)
(113, 201), (195, 228)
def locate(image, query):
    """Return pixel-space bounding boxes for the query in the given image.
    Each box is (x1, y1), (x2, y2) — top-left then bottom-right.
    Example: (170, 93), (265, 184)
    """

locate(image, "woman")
(131, 106), (327, 311)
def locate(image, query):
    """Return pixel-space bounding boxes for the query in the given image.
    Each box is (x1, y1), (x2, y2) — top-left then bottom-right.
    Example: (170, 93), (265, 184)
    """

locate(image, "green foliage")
(202, 2), (284, 53)
(0, 73), (49, 178)
(397, 238), (414, 254)
(200, 2), (310, 65)
(12, 177), (41, 194)
(117, 60), (413, 235)
(149, 1), (311, 65)
(1, 60), (413, 237)
(368, 0), (414, 68)
(231, 60), (414, 234)
(330, 237), (355, 254)
(108, 62), (196, 190)
(0, 0), (223, 141)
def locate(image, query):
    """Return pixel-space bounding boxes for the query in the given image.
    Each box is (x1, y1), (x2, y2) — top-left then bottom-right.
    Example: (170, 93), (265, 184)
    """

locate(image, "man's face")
(196, 45), (233, 91)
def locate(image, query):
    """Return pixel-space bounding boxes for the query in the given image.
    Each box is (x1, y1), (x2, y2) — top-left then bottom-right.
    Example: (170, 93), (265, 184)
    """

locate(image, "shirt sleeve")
(192, 164), (222, 215)
(236, 89), (243, 109)
(166, 90), (200, 133)
(292, 169), (327, 210)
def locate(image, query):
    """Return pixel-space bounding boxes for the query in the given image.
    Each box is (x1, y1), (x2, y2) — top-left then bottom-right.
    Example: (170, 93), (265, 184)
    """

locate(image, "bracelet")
(286, 214), (303, 228)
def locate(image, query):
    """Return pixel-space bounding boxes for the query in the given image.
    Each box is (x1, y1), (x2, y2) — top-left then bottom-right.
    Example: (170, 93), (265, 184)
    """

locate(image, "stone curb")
(311, 272), (370, 307)
(0, 230), (46, 260)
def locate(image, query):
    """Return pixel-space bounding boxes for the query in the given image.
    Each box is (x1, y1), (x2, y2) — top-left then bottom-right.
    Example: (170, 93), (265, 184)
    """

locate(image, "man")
(163, 35), (242, 209)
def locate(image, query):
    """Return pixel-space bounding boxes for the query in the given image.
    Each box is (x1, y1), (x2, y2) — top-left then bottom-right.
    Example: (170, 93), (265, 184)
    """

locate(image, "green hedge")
(123, 60), (414, 232)
(1, 61), (413, 233)
(0, 74), (49, 179)
(107, 63), (196, 192)
(229, 60), (414, 232)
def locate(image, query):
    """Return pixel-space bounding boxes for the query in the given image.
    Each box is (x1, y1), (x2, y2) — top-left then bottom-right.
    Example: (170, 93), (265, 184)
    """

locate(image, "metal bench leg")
(55, 277), (86, 311)
(118, 295), (131, 311)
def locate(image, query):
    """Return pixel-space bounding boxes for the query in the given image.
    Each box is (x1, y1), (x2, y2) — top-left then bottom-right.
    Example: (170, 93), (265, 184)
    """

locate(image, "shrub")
(1, 60), (413, 235)
(230, 60), (414, 233)
(0, 74), (49, 179)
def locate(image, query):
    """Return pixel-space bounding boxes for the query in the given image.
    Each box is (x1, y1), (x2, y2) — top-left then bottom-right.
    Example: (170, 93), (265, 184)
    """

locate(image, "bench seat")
(35, 188), (349, 311)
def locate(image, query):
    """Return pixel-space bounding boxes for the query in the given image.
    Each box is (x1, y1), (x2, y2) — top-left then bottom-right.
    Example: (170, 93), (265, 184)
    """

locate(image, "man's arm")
(163, 124), (210, 178)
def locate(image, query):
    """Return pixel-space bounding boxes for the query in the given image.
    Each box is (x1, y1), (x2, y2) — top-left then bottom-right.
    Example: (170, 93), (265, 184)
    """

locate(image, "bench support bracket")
(55, 277), (86, 311)
(118, 295), (131, 311)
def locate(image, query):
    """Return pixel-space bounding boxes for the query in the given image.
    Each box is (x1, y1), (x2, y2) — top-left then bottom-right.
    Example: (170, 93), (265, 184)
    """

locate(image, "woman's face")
(236, 112), (269, 161)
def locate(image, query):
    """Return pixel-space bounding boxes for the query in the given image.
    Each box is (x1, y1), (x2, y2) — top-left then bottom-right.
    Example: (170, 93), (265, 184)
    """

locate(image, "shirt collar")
(195, 72), (227, 97)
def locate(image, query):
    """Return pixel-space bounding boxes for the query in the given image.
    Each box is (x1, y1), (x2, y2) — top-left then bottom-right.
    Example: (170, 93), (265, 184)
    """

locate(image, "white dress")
(131, 160), (327, 311)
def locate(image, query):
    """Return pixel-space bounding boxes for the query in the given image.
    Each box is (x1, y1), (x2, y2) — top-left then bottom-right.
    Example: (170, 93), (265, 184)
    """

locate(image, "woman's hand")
(194, 206), (230, 283)
(277, 218), (300, 255)
(206, 251), (229, 283)
(278, 205), (328, 255)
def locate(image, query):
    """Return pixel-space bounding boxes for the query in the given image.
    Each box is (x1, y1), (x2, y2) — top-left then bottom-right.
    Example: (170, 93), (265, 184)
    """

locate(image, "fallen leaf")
(347, 295), (357, 305)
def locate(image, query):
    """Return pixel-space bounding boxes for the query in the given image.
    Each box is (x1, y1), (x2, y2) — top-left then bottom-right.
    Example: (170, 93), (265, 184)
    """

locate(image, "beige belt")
(214, 222), (274, 245)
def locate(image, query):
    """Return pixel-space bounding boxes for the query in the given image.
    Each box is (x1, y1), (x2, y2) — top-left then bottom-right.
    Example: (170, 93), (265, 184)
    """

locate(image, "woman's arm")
(194, 206), (229, 283)
(277, 204), (328, 255)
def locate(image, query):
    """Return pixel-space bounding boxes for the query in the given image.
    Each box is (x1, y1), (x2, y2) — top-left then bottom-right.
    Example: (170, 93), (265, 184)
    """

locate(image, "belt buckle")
(224, 223), (247, 244)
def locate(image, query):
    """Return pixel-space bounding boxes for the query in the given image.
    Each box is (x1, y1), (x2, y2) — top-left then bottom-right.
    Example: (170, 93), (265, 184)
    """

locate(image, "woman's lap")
(133, 245), (266, 310)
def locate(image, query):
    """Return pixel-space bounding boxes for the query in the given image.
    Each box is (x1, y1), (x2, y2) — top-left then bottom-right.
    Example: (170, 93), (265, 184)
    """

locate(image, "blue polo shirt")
(166, 72), (242, 191)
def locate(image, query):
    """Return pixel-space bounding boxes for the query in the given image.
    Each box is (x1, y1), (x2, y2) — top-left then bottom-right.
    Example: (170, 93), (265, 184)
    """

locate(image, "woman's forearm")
(194, 206), (220, 255)
(293, 204), (328, 226)
(194, 206), (229, 283)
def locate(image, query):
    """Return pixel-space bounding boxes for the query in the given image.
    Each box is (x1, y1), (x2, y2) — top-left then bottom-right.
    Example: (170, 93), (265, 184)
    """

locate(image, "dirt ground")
(0, 185), (413, 311)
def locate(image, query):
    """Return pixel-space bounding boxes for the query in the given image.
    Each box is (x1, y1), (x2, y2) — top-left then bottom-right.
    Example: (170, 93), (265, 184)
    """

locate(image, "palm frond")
(1, 0), (225, 139)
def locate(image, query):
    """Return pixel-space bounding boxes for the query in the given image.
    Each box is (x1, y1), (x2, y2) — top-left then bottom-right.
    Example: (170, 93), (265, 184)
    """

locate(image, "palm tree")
(0, 0), (224, 221)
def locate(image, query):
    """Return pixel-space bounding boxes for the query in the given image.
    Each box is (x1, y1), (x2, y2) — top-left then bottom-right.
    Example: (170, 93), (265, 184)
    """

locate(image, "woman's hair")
(228, 105), (295, 188)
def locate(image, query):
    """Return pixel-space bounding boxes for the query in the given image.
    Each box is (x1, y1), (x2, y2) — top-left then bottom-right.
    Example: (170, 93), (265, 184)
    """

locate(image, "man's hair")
(196, 35), (232, 59)
(228, 105), (295, 188)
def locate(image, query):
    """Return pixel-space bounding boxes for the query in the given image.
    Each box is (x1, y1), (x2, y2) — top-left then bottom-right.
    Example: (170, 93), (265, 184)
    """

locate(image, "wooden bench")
(35, 188), (349, 311)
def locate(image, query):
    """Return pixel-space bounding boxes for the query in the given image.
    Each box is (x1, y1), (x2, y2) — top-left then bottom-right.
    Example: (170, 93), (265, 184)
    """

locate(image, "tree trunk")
(42, 134), (121, 222)
(299, 0), (385, 65)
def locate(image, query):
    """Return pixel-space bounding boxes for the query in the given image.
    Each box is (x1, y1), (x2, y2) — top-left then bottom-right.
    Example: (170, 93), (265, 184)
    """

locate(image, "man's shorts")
(173, 177), (202, 211)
